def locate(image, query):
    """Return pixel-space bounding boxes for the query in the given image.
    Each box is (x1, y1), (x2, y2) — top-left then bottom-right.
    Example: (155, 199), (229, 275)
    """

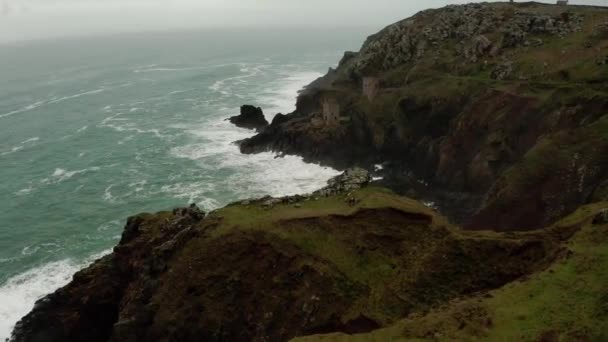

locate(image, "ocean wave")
(132, 62), (242, 74)
(0, 250), (111, 340)
(208, 64), (267, 97)
(171, 118), (339, 201)
(47, 88), (105, 105)
(1, 137), (40, 156)
(14, 185), (34, 197)
(0, 100), (46, 119)
(103, 184), (118, 203)
(171, 68), (340, 200)
(160, 181), (220, 209)
(42, 167), (101, 185)
(0, 88), (106, 120)
(99, 113), (165, 139)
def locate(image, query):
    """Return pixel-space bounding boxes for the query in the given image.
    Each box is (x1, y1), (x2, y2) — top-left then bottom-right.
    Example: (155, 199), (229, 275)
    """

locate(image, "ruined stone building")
(362, 77), (380, 101)
(322, 96), (341, 125)
(557, 0), (568, 5)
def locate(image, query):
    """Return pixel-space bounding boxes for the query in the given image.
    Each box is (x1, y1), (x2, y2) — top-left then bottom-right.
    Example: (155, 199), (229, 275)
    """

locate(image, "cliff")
(240, 1), (608, 231)
(10, 176), (580, 342)
(10, 2), (608, 342)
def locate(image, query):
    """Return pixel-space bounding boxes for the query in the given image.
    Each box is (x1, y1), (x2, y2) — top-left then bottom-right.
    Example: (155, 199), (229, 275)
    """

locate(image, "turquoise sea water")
(0, 29), (367, 337)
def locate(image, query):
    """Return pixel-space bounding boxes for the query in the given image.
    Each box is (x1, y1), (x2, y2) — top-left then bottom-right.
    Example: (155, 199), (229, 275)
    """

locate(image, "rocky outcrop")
(10, 184), (567, 342)
(239, 2), (608, 231)
(313, 167), (371, 197)
(228, 105), (269, 131)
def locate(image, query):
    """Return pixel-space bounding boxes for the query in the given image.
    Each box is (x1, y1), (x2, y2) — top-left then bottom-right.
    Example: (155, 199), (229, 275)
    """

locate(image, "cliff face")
(240, 2), (608, 231)
(11, 3), (608, 342)
(11, 185), (569, 342)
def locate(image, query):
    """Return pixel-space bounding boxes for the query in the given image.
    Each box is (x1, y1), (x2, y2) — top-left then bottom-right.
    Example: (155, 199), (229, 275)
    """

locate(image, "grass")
(291, 202), (608, 342)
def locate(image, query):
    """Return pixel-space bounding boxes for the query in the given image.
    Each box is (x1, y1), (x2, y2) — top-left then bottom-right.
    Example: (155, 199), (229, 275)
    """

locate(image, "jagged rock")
(491, 61), (514, 80)
(465, 35), (493, 62)
(228, 105), (269, 131)
(502, 25), (527, 48)
(271, 113), (289, 126)
(314, 168), (372, 197)
(592, 209), (608, 225)
(262, 198), (282, 209)
(172, 203), (205, 221)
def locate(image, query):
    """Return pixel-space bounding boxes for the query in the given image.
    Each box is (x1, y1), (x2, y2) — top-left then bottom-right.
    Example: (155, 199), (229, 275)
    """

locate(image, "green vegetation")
(292, 203), (608, 342)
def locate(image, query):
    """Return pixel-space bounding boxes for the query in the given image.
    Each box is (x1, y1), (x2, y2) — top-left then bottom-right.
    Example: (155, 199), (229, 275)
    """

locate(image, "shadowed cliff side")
(239, 2), (608, 231)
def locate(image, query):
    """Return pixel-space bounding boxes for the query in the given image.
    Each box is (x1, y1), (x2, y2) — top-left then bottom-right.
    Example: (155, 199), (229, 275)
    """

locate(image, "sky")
(0, 0), (606, 44)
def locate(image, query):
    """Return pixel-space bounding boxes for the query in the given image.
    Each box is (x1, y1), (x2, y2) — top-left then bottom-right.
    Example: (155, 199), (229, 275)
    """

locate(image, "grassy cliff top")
(293, 201), (608, 341)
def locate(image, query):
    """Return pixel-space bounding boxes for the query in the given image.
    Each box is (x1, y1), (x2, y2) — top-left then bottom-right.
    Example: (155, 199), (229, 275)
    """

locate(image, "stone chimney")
(321, 96), (341, 125)
(362, 77), (380, 102)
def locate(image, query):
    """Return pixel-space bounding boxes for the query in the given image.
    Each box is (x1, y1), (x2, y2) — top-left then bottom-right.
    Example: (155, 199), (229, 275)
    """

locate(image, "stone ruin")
(322, 96), (341, 125)
(362, 77), (380, 101)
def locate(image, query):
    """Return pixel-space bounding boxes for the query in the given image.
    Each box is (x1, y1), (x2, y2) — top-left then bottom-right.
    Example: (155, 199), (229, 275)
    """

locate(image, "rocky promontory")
(11, 168), (586, 342)
(228, 105), (269, 131)
(240, 2), (608, 231)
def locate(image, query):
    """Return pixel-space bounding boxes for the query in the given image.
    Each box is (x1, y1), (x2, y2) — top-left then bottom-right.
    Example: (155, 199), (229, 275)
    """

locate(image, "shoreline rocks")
(228, 105), (269, 131)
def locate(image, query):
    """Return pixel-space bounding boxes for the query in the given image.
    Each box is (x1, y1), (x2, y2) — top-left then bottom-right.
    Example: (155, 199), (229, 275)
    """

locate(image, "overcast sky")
(0, 0), (606, 44)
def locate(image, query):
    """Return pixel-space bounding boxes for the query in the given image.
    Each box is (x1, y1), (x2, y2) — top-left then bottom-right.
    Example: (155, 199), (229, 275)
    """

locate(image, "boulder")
(228, 105), (269, 131)
(314, 168), (372, 197)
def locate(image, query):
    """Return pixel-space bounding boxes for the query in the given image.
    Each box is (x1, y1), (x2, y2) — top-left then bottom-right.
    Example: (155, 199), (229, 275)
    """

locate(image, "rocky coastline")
(10, 2), (608, 341)
(238, 2), (608, 231)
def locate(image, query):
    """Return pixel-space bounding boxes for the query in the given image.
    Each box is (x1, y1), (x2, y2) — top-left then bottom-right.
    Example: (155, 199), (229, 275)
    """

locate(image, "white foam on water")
(260, 71), (323, 117)
(132, 62), (241, 74)
(43, 167), (101, 184)
(99, 112), (165, 139)
(0, 145), (24, 156)
(0, 250), (111, 341)
(103, 184), (118, 203)
(1, 137), (40, 156)
(208, 64), (265, 97)
(46, 88), (105, 105)
(21, 137), (40, 144)
(15, 186), (34, 196)
(0, 87), (108, 120)
(160, 181), (220, 209)
(0, 100), (46, 119)
(171, 68), (340, 202)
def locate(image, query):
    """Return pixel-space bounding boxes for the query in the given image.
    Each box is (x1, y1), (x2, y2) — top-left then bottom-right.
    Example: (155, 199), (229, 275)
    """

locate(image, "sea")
(0, 28), (368, 338)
